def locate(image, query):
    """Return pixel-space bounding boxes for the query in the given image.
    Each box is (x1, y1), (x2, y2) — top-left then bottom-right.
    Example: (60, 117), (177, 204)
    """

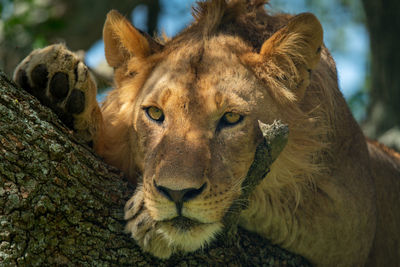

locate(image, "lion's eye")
(218, 112), (243, 129)
(223, 112), (242, 124)
(145, 106), (165, 123)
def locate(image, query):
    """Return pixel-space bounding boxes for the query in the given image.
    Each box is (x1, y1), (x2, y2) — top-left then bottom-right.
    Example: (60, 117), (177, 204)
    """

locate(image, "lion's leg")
(13, 44), (104, 152)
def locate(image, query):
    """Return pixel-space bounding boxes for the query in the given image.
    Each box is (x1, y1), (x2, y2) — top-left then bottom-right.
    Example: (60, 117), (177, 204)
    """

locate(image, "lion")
(13, 0), (400, 266)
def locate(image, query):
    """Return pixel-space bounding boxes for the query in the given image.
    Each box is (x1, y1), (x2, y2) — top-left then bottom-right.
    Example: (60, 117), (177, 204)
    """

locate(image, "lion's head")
(99, 0), (330, 257)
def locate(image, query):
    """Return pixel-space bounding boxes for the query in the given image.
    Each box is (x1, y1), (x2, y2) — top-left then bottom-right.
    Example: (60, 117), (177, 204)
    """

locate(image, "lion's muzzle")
(155, 180), (207, 215)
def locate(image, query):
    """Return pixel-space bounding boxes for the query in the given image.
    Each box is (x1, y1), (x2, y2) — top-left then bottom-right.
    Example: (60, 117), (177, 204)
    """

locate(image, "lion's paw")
(13, 44), (101, 145)
(124, 188), (174, 259)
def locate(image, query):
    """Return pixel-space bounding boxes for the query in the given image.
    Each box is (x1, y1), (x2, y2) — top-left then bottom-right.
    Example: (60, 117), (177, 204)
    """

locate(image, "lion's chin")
(167, 216), (204, 231)
(157, 218), (223, 253)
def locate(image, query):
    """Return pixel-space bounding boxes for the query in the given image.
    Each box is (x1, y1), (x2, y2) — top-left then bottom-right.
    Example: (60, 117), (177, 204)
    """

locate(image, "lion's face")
(103, 6), (323, 256)
(129, 39), (278, 249)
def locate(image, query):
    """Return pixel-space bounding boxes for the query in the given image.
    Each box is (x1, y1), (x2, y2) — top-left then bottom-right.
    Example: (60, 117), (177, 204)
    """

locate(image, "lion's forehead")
(141, 45), (263, 117)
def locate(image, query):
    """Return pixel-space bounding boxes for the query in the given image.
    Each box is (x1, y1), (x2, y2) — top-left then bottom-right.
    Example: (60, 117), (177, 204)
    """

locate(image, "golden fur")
(95, 1), (400, 265)
(17, 0), (399, 265)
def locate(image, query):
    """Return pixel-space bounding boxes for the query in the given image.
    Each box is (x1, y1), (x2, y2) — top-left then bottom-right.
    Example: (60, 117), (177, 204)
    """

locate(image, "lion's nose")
(154, 181), (207, 215)
(155, 182), (207, 203)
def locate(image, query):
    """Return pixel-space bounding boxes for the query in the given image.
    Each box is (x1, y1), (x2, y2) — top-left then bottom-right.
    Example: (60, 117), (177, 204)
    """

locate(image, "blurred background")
(1, 0), (399, 150)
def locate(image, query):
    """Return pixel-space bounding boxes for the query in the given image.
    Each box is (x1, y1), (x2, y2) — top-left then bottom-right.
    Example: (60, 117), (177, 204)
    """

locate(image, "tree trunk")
(0, 71), (309, 266)
(362, 0), (400, 150)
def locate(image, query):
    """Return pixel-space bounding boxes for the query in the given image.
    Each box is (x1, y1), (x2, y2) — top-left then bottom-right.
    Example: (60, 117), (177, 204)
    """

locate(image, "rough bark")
(362, 0), (400, 151)
(0, 71), (310, 266)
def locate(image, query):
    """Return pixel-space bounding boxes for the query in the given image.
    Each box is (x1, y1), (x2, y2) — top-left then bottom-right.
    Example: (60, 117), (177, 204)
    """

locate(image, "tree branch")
(0, 71), (309, 266)
(222, 120), (288, 240)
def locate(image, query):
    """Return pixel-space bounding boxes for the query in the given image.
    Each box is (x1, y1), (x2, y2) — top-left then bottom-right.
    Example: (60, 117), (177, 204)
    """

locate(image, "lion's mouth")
(165, 216), (203, 231)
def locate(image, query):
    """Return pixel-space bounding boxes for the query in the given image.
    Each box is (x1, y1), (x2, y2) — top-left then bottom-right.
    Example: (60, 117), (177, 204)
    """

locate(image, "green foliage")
(0, 0), (55, 50)
(0, 0), (70, 75)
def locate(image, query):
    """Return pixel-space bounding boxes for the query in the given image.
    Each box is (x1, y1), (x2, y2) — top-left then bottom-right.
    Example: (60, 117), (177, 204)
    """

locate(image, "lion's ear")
(260, 13), (323, 99)
(103, 10), (161, 68)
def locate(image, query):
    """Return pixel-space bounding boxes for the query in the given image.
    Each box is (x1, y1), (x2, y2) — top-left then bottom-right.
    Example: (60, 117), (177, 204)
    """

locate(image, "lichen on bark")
(0, 71), (310, 266)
